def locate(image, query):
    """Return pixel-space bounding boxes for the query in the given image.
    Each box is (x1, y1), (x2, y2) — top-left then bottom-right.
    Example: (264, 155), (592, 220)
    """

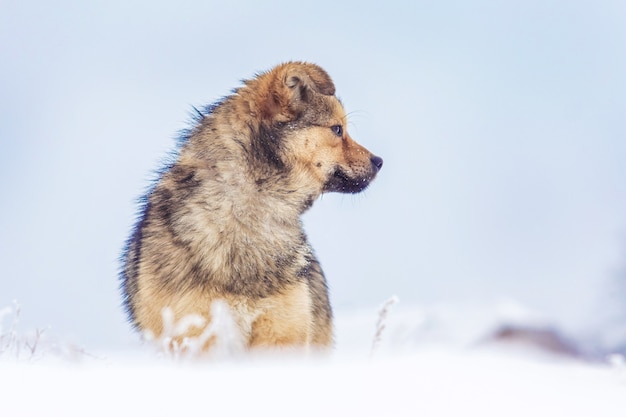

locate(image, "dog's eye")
(331, 125), (343, 137)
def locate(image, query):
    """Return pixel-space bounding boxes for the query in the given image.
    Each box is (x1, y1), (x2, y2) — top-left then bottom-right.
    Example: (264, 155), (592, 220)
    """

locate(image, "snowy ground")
(1, 302), (625, 417)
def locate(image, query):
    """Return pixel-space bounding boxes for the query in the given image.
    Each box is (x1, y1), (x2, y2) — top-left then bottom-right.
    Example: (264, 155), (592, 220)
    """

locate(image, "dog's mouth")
(323, 168), (375, 194)
(322, 155), (382, 194)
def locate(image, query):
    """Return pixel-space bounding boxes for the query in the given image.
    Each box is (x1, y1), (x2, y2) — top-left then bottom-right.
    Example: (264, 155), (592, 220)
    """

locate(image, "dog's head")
(247, 62), (382, 197)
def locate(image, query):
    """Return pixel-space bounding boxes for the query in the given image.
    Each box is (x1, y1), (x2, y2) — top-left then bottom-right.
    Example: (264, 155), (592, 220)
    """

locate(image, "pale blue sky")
(1, 0), (625, 348)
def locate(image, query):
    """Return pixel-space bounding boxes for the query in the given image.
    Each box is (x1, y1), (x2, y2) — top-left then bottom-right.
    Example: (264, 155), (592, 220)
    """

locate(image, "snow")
(1, 304), (625, 417)
(1, 351), (624, 417)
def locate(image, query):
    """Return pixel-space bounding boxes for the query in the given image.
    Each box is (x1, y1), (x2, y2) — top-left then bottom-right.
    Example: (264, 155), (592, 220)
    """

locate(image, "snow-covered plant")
(0, 301), (46, 361)
(145, 300), (245, 360)
(370, 295), (399, 357)
(0, 303), (17, 356)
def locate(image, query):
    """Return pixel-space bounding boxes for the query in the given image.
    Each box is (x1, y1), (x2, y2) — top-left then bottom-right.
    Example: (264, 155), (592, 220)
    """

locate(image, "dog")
(121, 62), (382, 352)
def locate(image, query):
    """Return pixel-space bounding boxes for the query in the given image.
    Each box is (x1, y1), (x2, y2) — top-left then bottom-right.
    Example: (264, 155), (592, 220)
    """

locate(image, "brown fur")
(121, 62), (382, 352)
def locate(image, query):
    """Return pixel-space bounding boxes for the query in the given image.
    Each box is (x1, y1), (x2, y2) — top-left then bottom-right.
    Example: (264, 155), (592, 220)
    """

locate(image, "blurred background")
(1, 0), (625, 350)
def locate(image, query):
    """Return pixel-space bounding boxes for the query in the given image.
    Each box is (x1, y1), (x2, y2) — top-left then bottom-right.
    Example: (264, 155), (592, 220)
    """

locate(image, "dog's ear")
(284, 63), (336, 99)
(260, 63), (335, 123)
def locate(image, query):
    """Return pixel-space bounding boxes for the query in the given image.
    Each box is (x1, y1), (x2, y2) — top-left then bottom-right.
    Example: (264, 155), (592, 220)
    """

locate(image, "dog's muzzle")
(324, 154), (383, 194)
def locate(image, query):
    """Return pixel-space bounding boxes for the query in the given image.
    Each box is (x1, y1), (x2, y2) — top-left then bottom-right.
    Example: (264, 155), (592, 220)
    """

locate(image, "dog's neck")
(185, 113), (321, 217)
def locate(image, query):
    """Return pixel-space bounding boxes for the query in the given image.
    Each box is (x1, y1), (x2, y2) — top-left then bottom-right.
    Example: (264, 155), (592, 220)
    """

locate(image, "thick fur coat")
(121, 62), (382, 351)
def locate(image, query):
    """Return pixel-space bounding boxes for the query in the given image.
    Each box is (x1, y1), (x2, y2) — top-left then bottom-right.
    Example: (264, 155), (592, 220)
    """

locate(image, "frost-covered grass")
(2, 300), (626, 417)
(0, 301), (92, 363)
(0, 301), (47, 361)
(142, 301), (247, 361)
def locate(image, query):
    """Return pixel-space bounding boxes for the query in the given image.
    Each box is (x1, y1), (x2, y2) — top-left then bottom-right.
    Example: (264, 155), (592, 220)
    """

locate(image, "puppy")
(121, 62), (382, 351)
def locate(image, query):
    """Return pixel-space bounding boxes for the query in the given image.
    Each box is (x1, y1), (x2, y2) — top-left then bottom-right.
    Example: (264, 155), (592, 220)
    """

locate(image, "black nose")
(371, 155), (383, 172)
